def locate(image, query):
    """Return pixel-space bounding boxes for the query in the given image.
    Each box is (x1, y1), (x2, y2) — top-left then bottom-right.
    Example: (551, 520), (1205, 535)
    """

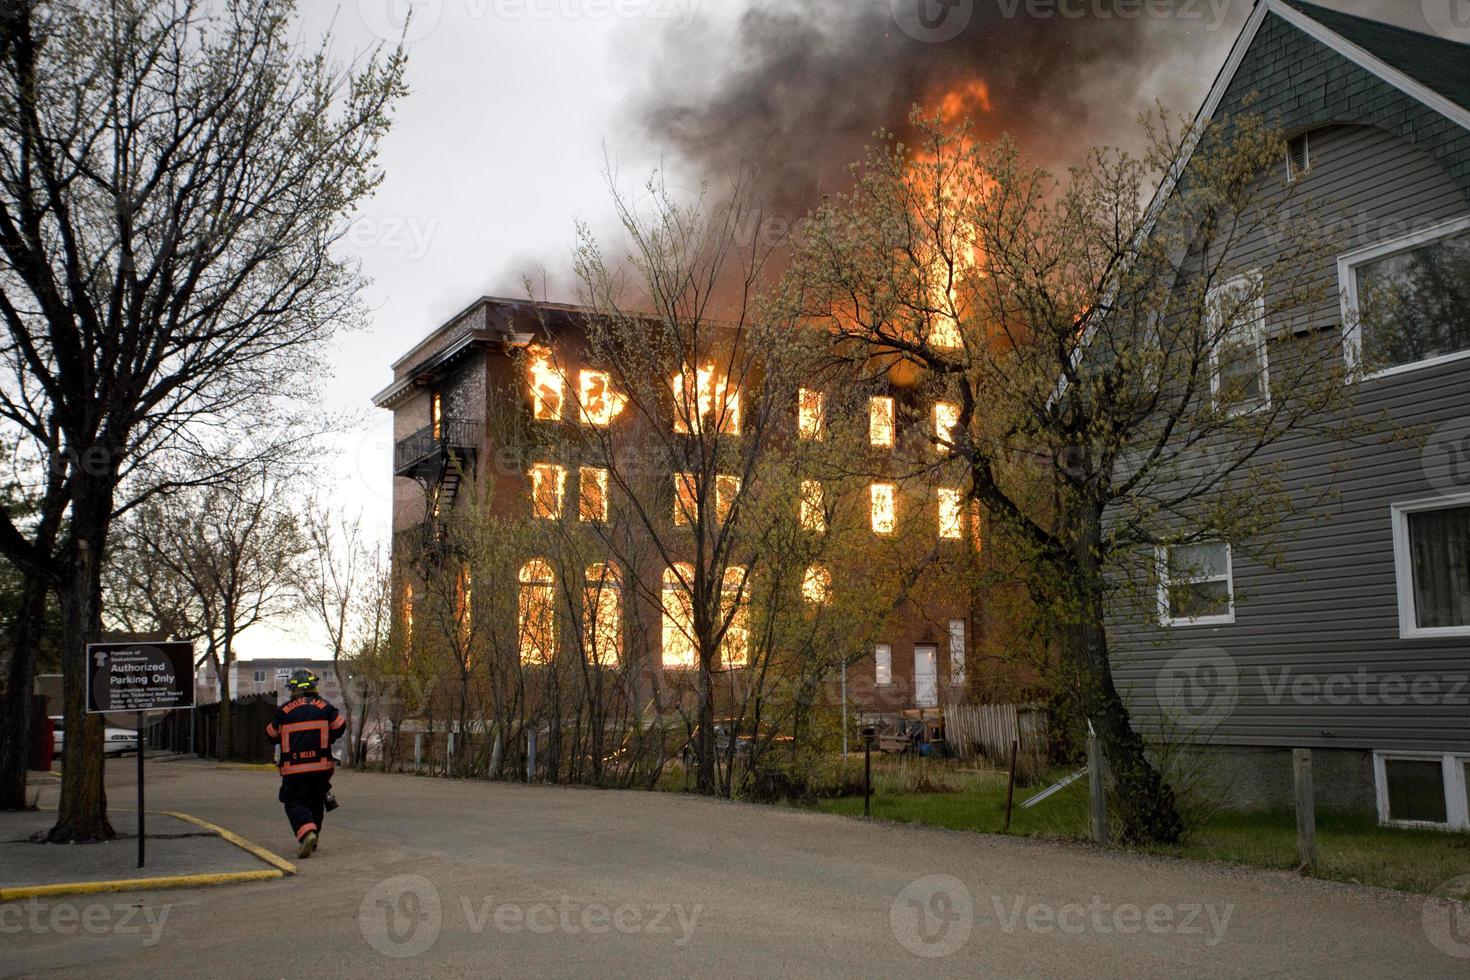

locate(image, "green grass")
(1146, 808), (1470, 896)
(814, 764), (1470, 896)
(817, 769), (1094, 840)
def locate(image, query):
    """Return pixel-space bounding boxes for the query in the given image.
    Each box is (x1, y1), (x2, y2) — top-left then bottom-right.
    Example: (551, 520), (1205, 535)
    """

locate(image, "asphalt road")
(3, 759), (1465, 978)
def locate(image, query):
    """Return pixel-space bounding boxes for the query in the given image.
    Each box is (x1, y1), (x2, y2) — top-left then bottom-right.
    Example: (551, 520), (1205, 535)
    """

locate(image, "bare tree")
(112, 479), (307, 757)
(0, 0), (403, 836)
(785, 110), (1362, 842)
(297, 499), (370, 763)
(555, 171), (953, 795)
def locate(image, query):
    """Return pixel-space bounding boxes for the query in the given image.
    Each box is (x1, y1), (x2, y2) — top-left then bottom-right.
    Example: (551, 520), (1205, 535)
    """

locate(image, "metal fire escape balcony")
(393, 419), (481, 479)
(393, 419), (482, 528)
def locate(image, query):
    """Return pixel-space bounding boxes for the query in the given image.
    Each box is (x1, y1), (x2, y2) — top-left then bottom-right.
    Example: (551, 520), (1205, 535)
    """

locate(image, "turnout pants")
(279, 771), (332, 840)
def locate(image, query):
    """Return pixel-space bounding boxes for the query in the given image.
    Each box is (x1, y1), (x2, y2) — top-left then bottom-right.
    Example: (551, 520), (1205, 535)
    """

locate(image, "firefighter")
(265, 668), (346, 858)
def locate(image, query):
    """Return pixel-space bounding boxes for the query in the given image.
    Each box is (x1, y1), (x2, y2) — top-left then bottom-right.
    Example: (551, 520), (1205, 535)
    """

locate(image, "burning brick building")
(372, 295), (988, 739)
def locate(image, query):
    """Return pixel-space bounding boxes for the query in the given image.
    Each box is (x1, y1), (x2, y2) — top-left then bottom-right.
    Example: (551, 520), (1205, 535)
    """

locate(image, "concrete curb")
(0, 809), (296, 902)
(0, 869), (283, 901)
(164, 811), (298, 875)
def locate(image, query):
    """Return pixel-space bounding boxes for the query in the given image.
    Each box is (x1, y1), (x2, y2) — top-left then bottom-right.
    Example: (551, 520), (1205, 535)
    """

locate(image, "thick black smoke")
(627, 0), (1412, 219)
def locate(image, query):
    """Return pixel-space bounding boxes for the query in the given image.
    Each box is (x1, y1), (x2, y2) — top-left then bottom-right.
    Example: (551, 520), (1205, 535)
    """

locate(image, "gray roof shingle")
(1282, 1), (1470, 113)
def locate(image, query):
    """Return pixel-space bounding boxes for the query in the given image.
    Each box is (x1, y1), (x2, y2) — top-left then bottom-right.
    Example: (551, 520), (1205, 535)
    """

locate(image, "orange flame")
(672, 363), (741, 435)
(936, 79), (992, 123)
(528, 345), (564, 420)
(579, 369), (626, 426)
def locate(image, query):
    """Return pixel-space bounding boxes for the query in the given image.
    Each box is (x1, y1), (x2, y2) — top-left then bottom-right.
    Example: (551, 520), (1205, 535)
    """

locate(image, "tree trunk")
(218, 647), (233, 762)
(1062, 505), (1183, 845)
(695, 645), (716, 794)
(49, 538), (114, 842)
(214, 637), (232, 764)
(0, 574), (48, 809)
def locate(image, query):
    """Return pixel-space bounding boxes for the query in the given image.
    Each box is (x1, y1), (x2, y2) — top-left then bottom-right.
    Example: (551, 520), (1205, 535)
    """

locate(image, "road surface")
(4, 759), (1464, 978)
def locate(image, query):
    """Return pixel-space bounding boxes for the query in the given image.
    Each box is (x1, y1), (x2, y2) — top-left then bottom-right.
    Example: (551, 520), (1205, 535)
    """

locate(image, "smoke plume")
(629, 0), (1244, 218)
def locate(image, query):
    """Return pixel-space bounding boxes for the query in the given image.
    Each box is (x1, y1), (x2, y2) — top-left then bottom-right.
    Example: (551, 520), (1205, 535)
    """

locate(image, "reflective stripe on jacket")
(266, 696), (346, 775)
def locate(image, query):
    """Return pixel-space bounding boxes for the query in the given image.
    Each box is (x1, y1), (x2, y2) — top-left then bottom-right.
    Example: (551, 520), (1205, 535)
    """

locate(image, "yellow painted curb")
(164, 811), (298, 875)
(0, 869), (282, 902)
(1, 809), (297, 902)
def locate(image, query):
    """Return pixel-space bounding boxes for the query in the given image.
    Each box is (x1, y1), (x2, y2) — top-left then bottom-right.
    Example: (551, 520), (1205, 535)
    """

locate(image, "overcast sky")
(241, 0), (1451, 661)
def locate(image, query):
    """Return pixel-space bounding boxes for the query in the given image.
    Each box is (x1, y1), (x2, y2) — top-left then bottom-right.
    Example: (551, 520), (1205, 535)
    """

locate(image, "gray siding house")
(1110, 1), (1470, 826)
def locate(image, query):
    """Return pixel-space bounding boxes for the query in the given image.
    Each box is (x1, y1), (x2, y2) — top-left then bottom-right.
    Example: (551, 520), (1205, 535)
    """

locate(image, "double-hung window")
(1340, 215), (1470, 379)
(1391, 494), (1470, 638)
(1157, 541), (1234, 626)
(1206, 271), (1268, 414)
(874, 643), (893, 686)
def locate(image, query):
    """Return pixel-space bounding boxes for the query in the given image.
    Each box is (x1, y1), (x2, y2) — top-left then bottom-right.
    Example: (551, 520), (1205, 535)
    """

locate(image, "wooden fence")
(944, 702), (1049, 776)
(148, 694), (278, 763)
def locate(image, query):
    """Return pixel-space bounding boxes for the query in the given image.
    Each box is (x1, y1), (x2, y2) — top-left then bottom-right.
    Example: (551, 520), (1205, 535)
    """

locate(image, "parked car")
(50, 716), (139, 757)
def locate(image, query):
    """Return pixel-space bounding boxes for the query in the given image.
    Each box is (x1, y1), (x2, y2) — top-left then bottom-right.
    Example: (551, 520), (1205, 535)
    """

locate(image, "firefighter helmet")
(287, 668), (319, 694)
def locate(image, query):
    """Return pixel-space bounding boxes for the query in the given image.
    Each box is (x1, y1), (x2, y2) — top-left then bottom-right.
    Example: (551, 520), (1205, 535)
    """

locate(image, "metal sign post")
(137, 710), (145, 868)
(861, 725), (876, 818)
(86, 641), (195, 869)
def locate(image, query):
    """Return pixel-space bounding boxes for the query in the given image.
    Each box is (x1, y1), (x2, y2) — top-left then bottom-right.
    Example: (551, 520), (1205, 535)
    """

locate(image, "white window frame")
(948, 619), (966, 685)
(1339, 213), (1470, 381)
(1206, 270), (1269, 414)
(1390, 491), (1470, 639)
(874, 643), (893, 687)
(1284, 132), (1310, 183)
(1372, 750), (1470, 830)
(913, 645), (939, 708)
(869, 396), (895, 448)
(1156, 541), (1235, 627)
